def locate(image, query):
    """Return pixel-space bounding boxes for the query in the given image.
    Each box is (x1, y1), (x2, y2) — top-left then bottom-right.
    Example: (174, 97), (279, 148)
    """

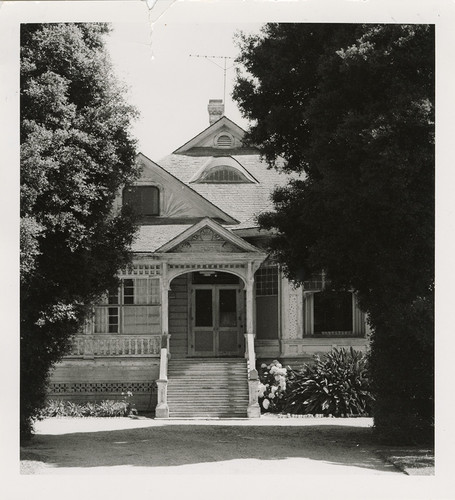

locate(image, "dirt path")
(20, 416), (402, 475)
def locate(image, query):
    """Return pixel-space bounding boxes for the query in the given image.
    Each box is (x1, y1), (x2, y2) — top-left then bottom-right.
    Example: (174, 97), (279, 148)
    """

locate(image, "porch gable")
(157, 218), (262, 254)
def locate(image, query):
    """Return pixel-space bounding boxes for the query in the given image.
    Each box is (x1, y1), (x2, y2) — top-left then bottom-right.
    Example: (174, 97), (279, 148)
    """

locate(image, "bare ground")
(19, 415), (434, 475)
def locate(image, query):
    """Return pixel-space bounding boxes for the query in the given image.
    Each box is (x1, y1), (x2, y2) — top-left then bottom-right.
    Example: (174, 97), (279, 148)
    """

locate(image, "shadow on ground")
(21, 422), (401, 473)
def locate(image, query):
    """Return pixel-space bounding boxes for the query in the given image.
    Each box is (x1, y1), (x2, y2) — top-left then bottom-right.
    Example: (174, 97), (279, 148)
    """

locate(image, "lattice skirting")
(48, 381), (156, 395)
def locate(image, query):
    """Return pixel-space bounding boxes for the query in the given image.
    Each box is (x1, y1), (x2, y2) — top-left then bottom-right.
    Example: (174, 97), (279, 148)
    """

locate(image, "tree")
(20, 23), (140, 440)
(234, 24), (434, 444)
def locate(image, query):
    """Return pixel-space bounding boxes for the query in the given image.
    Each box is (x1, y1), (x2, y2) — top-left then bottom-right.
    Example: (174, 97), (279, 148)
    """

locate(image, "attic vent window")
(216, 134), (233, 148)
(200, 166), (251, 184)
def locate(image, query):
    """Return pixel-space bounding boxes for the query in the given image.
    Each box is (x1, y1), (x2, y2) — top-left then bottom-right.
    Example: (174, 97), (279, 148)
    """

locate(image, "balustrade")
(67, 335), (161, 357)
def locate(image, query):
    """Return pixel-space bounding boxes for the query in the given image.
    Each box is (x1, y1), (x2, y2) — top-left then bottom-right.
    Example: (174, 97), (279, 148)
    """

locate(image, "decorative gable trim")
(156, 217), (262, 254)
(173, 116), (249, 155)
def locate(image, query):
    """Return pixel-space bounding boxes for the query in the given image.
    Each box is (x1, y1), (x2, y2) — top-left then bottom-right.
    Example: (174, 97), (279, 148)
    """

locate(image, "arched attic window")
(200, 165), (251, 184)
(190, 156), (257, 184)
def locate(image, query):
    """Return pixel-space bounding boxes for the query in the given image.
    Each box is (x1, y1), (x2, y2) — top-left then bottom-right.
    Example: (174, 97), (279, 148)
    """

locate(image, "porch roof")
(131, 224), (192, 252)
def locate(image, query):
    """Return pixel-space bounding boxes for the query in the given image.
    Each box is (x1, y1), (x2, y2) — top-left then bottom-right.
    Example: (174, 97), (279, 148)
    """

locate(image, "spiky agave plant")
(284, 347), (373, 416)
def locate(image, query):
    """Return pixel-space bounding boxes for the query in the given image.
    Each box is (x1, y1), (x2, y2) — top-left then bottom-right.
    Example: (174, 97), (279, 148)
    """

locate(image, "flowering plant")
(257, 360), (289, 413)
(121, 391), (138, 416)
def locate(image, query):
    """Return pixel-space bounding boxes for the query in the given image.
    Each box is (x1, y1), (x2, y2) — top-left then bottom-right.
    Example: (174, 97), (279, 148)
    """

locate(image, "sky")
(106, 20), (263, 161)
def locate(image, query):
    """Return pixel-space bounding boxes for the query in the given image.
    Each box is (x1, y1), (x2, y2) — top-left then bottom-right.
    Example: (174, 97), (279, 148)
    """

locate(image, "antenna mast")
(189, 55), (236, 106)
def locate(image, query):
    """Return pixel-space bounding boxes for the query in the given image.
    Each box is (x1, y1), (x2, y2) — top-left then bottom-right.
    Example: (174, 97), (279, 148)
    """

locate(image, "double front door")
(189, 284), (244, 356)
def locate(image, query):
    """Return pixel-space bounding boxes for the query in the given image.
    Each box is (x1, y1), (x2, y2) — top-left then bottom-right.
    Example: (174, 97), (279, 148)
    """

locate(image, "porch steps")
(167, 358), (249, 418)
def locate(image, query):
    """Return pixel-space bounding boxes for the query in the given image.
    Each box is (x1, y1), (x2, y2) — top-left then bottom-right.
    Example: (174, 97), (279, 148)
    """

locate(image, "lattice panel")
(48, 382), (155, 394)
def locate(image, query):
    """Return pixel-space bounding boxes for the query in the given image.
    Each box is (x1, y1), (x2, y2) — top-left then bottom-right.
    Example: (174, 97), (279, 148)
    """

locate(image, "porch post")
(156, 263), (170, 418)
(245, 261), (261, 418)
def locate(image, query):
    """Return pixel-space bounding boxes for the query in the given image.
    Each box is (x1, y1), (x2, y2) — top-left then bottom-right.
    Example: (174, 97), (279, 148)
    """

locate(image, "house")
(48, 100), (369, 417)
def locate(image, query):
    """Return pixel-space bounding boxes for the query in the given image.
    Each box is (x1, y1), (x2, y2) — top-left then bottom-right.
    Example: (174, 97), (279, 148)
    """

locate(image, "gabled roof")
(136, 153), (238, 225)
(158, 153), (291, 229)
(173, 116), (256, 156)
(131, 224), (192, 253)
(156, 218), (262, 253)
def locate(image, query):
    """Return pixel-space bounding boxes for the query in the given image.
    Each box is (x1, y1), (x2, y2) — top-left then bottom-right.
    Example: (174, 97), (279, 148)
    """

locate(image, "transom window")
(123, 186), (160, 216)
(199, 166), (252, 184)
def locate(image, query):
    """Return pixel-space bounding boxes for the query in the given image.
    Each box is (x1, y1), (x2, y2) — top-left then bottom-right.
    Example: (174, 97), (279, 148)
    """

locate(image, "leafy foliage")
(284, 348), (373, 417)
(40, 399), (134, 418)
(234, 24), (434, 443)
(20, 23), (139, 440)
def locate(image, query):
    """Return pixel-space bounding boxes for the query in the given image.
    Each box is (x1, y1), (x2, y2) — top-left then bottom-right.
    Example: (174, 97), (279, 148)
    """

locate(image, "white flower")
(258, 383), (267, 398)
(261, 363), (267, 368)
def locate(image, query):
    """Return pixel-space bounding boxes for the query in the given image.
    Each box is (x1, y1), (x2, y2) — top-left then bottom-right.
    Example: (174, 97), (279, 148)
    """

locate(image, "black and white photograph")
(1, 0), (453, 497)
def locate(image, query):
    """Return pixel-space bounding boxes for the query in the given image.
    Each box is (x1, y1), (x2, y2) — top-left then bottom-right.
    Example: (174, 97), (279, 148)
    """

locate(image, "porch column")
(156, 263), (170, 418)
(245, 261), (261, 418)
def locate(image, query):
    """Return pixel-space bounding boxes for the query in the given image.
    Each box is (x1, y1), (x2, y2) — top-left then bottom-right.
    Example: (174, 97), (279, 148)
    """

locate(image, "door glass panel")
(195, 289), (213, 327)
(219, 289), (237, 327)
(219, 331), (237, 352)
(194, 331), (214, 352)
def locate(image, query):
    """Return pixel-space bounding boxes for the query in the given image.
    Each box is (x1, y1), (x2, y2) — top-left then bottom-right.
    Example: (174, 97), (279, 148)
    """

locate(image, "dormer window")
(190, 156), (258, 185)
(123, 186), (160, 216)
(200, 166), (250, 184)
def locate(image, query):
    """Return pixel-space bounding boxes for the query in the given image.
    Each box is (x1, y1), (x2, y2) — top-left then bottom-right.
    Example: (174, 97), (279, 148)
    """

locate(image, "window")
(303, 290), (365, 337)
(255, 264), (279, 339)
(94, 278), (161, 334)
(255, 265), (279, 296)
(313, 291), (352, 335)
(199, 166), (252, 184)
(190, 156), (257, 184)
(123, 186), (159, 216)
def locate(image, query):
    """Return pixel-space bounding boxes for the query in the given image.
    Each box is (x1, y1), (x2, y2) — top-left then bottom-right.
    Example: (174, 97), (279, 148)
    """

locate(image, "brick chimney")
(208, 99), (224, 125)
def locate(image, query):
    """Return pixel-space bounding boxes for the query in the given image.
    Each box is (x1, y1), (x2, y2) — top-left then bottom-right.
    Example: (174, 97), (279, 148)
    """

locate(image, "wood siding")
(169, 274), (189, 358)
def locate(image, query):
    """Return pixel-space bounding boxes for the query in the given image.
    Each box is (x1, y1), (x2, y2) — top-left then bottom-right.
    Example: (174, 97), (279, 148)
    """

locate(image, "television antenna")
(189, 55), (236, 107)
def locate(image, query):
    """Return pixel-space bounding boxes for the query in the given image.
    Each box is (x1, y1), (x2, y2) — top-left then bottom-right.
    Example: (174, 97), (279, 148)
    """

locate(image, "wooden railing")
(67, 335), (161, 357)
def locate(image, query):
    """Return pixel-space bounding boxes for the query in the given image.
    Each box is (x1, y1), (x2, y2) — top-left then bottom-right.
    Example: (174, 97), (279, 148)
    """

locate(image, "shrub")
(258, 360), (289, 413)
(40, 399), (67, 417)
(40, 396), (136, 418)
(283, 347), (373, 417)
(81, 402), (97, 417)
(96, 400), (129, 417)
